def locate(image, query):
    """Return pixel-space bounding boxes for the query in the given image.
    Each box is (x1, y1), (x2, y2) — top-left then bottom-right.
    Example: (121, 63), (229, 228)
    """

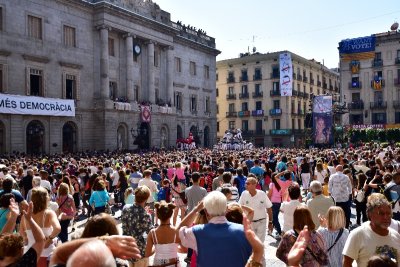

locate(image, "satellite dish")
(391, 22), (399, 31)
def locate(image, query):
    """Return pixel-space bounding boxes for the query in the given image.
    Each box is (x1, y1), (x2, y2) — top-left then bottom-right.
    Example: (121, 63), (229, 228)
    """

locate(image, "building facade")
(0, 0), (219, 154)
(216, 51), (339, 147)
(339, 31), (400, 128)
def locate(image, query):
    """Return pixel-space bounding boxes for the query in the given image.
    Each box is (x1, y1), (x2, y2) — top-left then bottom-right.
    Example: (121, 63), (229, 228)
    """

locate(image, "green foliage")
(345, 128), (400, 143)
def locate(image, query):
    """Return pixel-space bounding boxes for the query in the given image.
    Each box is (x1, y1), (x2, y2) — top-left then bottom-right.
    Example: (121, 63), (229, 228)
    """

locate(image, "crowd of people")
(0, 142), (400, 266)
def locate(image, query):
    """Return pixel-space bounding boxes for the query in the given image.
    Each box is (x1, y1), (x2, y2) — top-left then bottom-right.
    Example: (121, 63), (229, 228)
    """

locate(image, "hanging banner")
(313, 95), (333, 145)
(0, 93), (75, 117)
(338, 36), (376, 61)
(280, 52), (293, 96)
(141, 105), (151, 122)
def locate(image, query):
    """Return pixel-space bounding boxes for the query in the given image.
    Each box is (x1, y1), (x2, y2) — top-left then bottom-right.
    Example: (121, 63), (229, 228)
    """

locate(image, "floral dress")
(276, 229), (328, 267)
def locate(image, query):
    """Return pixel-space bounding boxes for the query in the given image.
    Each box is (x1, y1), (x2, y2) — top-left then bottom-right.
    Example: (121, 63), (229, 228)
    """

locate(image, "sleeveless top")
(24, 210), (55, 257)
(152, 229), (179, 266)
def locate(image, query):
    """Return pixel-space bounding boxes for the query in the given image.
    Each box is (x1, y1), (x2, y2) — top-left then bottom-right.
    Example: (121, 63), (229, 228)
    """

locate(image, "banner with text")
(0, 93), (75, 117)
(338, 36), (376, 61)
(279, 52), (293, 96)
(313, 95), (333, 145)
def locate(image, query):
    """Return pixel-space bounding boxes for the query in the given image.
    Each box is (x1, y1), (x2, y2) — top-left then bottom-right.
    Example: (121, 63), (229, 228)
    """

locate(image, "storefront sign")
(351, 124), (384, 129)
(0, 93), (75, 117)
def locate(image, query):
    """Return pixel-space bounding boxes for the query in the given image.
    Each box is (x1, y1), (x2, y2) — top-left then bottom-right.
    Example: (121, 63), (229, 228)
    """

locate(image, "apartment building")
(216, 51), (339, 147)
(0, 0), (219, 153)
(339, 31), (400, 127)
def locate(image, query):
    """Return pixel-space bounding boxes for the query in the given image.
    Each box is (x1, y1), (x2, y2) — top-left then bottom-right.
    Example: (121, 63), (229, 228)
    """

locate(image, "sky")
(155, 0), (400, 69)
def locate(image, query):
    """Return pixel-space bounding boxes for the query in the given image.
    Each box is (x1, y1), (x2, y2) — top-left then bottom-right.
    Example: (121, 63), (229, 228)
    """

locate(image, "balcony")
(298, 110), (305, 116)
(226, 111), (237, 117)
(253, 74), (263, 81)
(347, 101), (364, 110)
(291, 109), (298, 115)
(370, 101), (387, 109)
(241, 130), (254, 136)
(310, 78), (315, 85)
(303, 76), (308, 83)
(304, 92), (309, 99)
(252, 110), (264, 116)
(270, 90), (281, 96)
(292, 129), (303, 135)
(329, 85), (333, 90)
(297, 74), (302, 81)
(239, 92), (249, 99)
(349, 81), (362, 89)
(255, 129), (265, 135)
(394, 78), (400, 86)
(317, 81), (322, 87)
(252, 91), (263, 98)
(240, 76), (248, 82)
(270, 73), (279, 79)
(226, 94), (237, 100)
(323, 83), (327, 89)
(227, 77), (235, 83)
(371, 79), (385, 90)
(270, 129), (292, 135)
(393, 101), (400, 109)
(396, 57), (400, 65)
(293, 73), (296, 79)
(372, 59), (383, 68)
(269, 108), (282, 116)
(292, 90), (298, 96)
(298, 91), (305, 98)
(334, 86), (339, 92)
(238, 110), (251, 117)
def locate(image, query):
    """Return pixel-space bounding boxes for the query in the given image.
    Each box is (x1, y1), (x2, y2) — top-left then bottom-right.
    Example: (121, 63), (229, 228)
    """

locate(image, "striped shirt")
(317, 227), (349, 267)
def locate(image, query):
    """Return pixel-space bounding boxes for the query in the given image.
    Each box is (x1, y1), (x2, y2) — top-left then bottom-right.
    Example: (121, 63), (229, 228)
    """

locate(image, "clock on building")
(134, 44), (141, 55)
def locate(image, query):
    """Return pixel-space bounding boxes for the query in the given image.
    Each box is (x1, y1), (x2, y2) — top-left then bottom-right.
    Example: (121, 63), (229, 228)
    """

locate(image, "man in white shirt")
(343, 193), (400, 267)
(138, 169), (158, 225)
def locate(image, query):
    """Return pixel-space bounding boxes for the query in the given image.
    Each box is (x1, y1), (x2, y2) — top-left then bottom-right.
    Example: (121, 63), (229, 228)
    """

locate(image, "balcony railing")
(227, 77), (235, 83)
(270, 73), (279, 79)
(304, 92), (309, 99)
(347, 101), (364, 110)
(329, 85), (333, 90)
(269, 108), (282, 116)
(226, 94), (237, 100)
(370, 79), (385, 90)
(252, 91), (263, 98)
(240, 76), (248, 82)
(310, 78), (315, 85)
(270, 90), (281, 96)
(372, 59), (383, 68)
(226, 111), (237, 117)
(238, 110), (251, 117)
(317, 81), (322, 87)
(349, 81), (362, 89)
(292, 129), (303, 135)
(298, 91), (305, 98)
(270, 129), (292, 135)
(303, 76), (308, 83)
(370, 101), (387, 109)
(241, 130), (254, 136)
(292, 90), (298, 96)
(252, 110), (264, 116)
(297, 74), (302, 81)
(255, 130), (265, 135)
(253, 74), (262, 80)
(393, 101), (400, 109)
(394, 78), (400, 86)
(323, 83), (327, 89)
(396, 57), (400, 65)
(293, 73), (296, 79)
(239, 92), (249, 99)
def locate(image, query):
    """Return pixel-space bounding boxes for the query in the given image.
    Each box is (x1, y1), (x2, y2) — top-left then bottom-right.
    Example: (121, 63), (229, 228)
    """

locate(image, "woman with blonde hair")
(19, 187), (61, 267)
(318, 206), (349, 267)
(276, 206), (328, 267)
(124, 187), (135, 205)
(56, 182), (76, 243)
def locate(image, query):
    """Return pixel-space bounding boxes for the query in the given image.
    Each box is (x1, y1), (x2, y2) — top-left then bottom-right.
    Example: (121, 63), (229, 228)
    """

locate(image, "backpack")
(384, 184), (400, 207)
(157, 187), (171, 202)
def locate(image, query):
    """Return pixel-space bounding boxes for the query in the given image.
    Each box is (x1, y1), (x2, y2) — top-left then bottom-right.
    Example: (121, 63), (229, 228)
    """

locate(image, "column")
(125, 34), (134, 102)
(99, 26), (110, 100)
(147, 41), (155, 103)
(166, 46), (174, 106)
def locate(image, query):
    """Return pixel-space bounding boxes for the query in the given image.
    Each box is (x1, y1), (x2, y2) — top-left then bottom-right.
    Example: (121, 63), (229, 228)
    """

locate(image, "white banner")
(280, 53), (293, 96)
(0, 93), (75, 117)
(313, 95), (332, 113)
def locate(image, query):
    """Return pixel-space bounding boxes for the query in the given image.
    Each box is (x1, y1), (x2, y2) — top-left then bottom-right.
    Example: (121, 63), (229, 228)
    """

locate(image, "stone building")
(216, 51), (339, 147)
(339, 31), (400, 127)
(0, 0), (219, 154)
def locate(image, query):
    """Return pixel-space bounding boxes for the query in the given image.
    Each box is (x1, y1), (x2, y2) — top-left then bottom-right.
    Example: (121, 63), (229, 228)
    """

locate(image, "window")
(154, 49), (159, 67)
(241, 102), (248, 111)
(255, 84), (261, 94)
(298, 119), (301, 130)
(0, 64), (5, 92)
(205, 96), (210, 112)
(273, 100), (280, 109)
(216, 104), (219, 114)
(190, 95), (197, 111)
(228, 103), (235, 112)
(374, 71), (383, 79)
(204, 65), (209, 79)
(64, 74), (77, 99)
(228, 86), (234, 95)
(372, 113), (386, 124)
(273, 82), (279, 91)
(351, 76), (359, 87)
(108, 38), (115, 56)
(255, 68), (263, 79)
(242, 120), (249, 131)
(217, 122), (219, 132)
(134, 85), (139, 101)
(63, 25), (76, 47)
(229, 121), (236, 130)
(175, 92), (182, 110)
(396, 112), (400, 124)
(256, 120), (262, 133)
(292, 119), (295, 129)
(190, 61), (196, 75)
(109, 81), (117, 100)
(273, 119), (280, 129)
(255, 101), (262, 110)
(0, 7), (3, 31)
(271, 66), (279, 78)
(241, 85), (248, 94)
(216, 88), (219, 97)
(241, 69), (248, 81)
(374, 91), (383, 103)
(216, 73), (219, 81)
(397, 50), (400, 58)
(351, 93), (360, 102)
(175, 57), (181, 72)
(28, 68), (43, 96)
(375, 52), (382, 60)
(28, 15), (42, 40)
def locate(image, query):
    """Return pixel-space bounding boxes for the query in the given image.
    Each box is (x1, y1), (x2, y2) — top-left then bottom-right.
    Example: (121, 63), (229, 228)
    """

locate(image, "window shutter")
(62, 72), (66, 99)
(2, 64), (8, 93)
(26, 67), (30, 95)
(42, 70), (46, 97)
(75, 73), (80, 100)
